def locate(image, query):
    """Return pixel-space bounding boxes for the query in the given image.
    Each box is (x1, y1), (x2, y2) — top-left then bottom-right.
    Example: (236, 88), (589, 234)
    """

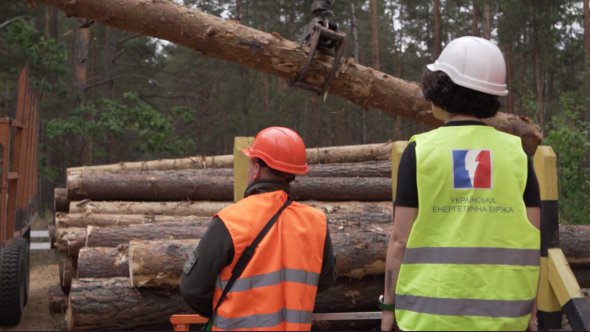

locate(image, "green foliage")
(45, 92), (196, 158)
(544, 92), (590, 225)
(2, 19), (66, 91)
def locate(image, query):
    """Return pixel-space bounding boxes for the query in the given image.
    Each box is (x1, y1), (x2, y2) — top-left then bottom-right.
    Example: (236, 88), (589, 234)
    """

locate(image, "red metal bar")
(0, 119), (11, 244)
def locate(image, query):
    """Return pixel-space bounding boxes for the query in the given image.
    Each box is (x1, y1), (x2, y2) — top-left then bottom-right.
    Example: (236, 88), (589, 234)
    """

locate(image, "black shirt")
(179, 182), (337, 318)
(394, 121), (541, 208)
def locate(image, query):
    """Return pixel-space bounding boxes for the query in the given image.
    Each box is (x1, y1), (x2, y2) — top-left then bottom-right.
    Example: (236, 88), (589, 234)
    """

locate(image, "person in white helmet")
(380, 36), (541, 331)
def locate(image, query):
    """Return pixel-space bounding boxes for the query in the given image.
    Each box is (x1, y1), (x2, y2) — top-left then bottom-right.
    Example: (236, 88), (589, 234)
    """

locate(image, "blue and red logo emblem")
(452, 150), (492, 189)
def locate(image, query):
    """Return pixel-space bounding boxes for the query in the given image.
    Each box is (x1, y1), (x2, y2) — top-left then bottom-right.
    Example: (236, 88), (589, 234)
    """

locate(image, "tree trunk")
(56, 213), (210, 228)
(482, 0), (491, 40)
(102, 25), (118, 99)
(129, 239), (200, 289)
(54, 187), (69, 212)
(584, 0), (590, 121)
(432, 0), (442, 59)
(67, 172), (392, 202)
(471, 0), (479, 36)
(77, 246), (129, 279)
(68, 200), (231, 216)
(38, 0), (543, 154)
(66, 278), (192, 330)
(370, 0), (380, 70)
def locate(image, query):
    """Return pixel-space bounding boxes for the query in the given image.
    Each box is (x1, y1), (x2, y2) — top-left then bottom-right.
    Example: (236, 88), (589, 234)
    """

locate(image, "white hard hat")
(427, 36), (508, 96)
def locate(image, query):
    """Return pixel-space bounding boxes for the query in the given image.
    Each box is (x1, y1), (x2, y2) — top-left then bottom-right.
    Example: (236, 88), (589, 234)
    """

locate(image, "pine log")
(54, 187), (69, 212)
(54, 227), (86, 257)
(129, 239), (200, 289)
(308, 160), (390, 178)
(68, 154), (234, 174)
(48, 285), (68, 315)
(56, 213), (210, 228)
(69, 200), (231, 216)
(67, 172), (234, 201)
(66, 276), (382, 330)
(292, 177), (391, 202)
(77, 246), (129, 279)
(59, 258), (75, 293)
(39, 0), (543, 155)
(85, 221), (209, 248)
(67, 172), (391, 201)
(66, 278), (192, 330)
(67, 200), (392, 217)
(559, 224), (590, 258)
(66, 143), (394, 175)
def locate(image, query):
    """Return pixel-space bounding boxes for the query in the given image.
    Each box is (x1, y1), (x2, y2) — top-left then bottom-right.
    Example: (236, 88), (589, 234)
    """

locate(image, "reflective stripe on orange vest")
(212, 190), (327, 331)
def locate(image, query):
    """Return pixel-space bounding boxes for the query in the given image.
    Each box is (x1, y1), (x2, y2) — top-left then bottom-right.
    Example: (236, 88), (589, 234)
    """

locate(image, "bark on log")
(67, 142), (394, 174)
(38, 0), (543, 155)
(68, 200), (230, 216)
(308, 160), (391, 178)
(54, 227), (86, 257)
(66, 278), (192, 331)
(85, 221), (209, 248)
(129, 239), (200, 289)
(67, 172), (391, 201)
(56, 213), (210, 228)
(59, 258), (75, 293)
(67, 173), (234, 201)
(559, 224), (590, 258)
(66, 277), (383, 330)
(54, 187), (69, 212)
(48, 285), (68, 315)
(77, 246), (129, 279)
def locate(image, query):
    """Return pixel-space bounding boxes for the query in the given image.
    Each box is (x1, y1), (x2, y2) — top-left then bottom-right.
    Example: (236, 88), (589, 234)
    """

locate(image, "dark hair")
(256, 158), (296, 183)
(421, 70), (501, 119)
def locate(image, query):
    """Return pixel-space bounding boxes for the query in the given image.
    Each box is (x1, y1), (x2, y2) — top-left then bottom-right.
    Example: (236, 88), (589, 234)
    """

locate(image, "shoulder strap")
(206, 198), (293, 328)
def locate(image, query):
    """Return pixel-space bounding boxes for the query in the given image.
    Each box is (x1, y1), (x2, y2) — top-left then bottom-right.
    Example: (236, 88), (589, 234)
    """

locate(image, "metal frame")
(0, 65), (39, 245)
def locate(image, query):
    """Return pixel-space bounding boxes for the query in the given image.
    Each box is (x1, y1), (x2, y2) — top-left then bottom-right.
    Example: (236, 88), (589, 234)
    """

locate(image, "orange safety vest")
(212, 190), (327, 331)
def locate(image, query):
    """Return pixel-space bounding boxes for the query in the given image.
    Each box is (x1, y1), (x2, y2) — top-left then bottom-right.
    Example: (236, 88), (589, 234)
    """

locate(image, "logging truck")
(0, 66), (40, 326)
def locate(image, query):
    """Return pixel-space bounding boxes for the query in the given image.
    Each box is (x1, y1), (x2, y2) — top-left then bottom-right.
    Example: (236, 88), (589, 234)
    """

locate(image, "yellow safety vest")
(395, 125), (540, 331)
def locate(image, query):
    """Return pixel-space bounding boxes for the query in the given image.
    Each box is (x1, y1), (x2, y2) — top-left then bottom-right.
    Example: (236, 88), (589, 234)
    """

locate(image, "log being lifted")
(129, 239), (200, 289)
(67, 173), (391, 201)
(67, 143), (394, 174)
(39, 0), (543, 155)
(66, 276), (383, 331)
(56, 212), (211, 228)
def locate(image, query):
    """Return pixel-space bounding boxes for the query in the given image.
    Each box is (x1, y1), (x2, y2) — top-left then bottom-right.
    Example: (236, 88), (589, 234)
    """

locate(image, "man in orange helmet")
(180, 126), (336, 331)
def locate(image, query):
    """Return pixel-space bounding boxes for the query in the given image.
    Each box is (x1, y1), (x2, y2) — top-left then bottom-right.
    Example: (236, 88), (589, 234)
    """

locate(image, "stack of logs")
(49, 142), (590, 330)
(50, 142), (398, 330)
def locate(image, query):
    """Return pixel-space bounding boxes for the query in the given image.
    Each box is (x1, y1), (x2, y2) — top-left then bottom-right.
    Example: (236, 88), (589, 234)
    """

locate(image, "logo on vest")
(452, 150), (491, 189)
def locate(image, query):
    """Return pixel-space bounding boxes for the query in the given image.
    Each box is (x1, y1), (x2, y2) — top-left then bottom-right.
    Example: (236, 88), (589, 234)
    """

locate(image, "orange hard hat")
(242, 126), (309, 175)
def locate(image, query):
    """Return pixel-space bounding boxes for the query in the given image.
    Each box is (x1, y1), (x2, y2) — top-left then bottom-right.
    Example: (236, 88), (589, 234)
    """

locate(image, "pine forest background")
(0, 0), (589, 224)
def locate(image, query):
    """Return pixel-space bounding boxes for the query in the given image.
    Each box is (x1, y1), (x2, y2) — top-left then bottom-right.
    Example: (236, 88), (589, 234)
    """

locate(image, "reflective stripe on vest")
(395, 126), (540, 331)
(212, 190), (327, 331)
(216, 268), (320, 292)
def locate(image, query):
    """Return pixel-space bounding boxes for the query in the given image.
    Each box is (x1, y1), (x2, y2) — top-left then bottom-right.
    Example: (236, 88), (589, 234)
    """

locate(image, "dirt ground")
(1, 257), (64, 331)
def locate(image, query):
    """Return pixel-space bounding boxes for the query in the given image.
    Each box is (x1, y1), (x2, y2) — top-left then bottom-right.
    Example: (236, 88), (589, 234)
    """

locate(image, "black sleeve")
(179, 216), (234, 317)
(394, 141), (418, 208)
(523, 155), (541, 207)
(317, 224), (337, 292)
